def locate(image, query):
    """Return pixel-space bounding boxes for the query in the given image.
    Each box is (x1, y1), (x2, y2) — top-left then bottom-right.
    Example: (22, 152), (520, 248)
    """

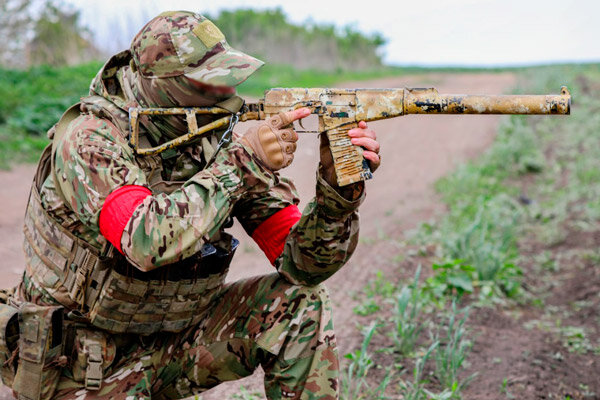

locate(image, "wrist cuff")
(316, 172), (365, 218)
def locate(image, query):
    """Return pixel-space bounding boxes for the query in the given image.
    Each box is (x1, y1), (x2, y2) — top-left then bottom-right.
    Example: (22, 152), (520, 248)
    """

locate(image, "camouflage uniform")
(14, 11), (364, 400)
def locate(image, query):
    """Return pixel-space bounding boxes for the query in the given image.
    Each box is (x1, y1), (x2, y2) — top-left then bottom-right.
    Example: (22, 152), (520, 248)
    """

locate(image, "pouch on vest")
(12, 303), (65, 400)
(0, 303), (19, 387)
(70, 328), (115, 390)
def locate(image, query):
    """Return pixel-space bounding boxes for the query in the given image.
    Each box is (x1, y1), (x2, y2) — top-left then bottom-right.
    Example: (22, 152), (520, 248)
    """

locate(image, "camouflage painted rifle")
(129, 86), (571, 186)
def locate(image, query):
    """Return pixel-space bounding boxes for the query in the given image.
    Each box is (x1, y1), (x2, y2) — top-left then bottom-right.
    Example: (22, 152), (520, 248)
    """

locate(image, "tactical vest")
(23, 96), (238, 335)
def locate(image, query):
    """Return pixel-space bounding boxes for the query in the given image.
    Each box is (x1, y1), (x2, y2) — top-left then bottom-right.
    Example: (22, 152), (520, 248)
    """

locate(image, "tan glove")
(241, 108), (309, 171)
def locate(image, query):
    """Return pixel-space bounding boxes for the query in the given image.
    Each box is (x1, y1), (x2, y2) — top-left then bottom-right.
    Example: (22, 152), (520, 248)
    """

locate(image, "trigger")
(298, 118), (306, 130)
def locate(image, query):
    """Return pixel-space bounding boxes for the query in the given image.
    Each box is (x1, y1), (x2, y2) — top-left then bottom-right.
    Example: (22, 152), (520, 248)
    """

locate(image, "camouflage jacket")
(23, 57), (365, 312)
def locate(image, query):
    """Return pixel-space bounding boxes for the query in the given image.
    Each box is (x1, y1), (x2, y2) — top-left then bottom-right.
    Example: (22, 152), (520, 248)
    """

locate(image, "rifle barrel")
(403, 86), (571, 115)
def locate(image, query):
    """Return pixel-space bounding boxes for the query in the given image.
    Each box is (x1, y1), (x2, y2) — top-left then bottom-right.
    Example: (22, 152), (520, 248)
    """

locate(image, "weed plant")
(341, 322), (393, 400)
(500, 378), (514, 399)
(559, 326), (594, 355)
(442, 195), (521, 281)
(431, 301), (475, 397)
(390, 266), (426, 356)
(397, 341), (437, 400)
(398, 341), (455, 400)
(414, 108), (557, 300)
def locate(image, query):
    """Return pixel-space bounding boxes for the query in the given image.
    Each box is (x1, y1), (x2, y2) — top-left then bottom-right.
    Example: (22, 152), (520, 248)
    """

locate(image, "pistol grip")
(326, 124), (373, 187)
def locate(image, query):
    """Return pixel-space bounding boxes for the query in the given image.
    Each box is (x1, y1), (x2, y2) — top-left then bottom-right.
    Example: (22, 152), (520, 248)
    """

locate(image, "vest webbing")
(24, 105), (233, 335)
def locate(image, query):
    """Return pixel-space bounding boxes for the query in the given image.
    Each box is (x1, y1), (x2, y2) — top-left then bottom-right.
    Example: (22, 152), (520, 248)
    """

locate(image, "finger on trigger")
(358, 121), (367, 129)
(285, 107), (311, 125)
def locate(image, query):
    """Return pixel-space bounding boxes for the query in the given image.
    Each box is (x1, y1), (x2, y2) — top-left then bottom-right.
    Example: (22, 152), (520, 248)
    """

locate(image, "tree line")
(210, 8), (386, 71)
(0, 2), (386, 71)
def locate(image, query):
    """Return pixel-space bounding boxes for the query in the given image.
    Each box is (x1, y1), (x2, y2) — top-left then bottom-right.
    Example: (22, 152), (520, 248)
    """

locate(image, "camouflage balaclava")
(114, 11), (264, 142)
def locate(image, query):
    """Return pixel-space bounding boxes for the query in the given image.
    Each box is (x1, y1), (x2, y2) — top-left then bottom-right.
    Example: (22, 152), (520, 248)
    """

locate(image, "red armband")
(99, 185), (151, 254)
(252, 205), (302, 265)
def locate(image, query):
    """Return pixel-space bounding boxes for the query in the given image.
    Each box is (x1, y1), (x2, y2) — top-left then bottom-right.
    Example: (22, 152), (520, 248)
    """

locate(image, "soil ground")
(0, 72), (538, 399)
(364, 231), (600, 400)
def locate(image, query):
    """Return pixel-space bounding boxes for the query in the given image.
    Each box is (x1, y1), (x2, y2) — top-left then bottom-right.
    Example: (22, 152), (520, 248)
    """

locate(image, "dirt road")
(0, 72), (515, 398)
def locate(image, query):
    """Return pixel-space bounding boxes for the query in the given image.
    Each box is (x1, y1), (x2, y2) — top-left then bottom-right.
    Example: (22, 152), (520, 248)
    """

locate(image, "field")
(338, 64), (600, 400)
(0, 63), (598, 399)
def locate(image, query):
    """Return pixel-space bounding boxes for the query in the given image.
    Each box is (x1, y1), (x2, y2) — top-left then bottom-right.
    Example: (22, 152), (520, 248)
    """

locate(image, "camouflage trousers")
(52, 273), (339, 399)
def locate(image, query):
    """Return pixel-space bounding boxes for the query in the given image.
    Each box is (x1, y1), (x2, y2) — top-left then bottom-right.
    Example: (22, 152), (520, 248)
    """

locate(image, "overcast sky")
(65, 0), (600, 67)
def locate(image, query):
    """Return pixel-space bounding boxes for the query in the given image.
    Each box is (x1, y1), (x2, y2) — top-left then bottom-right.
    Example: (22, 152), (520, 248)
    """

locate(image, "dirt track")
(0, 72), (516, 398)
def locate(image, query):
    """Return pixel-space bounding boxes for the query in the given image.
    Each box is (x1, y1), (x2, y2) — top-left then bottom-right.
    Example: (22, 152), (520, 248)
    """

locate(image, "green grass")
(352, 270), (396, 317)
(0, 62), (102, 132)
(0, 131), (50, 168)
(398, 341), (454, 400)
(0, 62), (101, 168)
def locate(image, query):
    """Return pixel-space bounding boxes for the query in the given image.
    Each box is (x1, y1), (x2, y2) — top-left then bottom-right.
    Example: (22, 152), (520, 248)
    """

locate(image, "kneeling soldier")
(5, 10), (381, 400)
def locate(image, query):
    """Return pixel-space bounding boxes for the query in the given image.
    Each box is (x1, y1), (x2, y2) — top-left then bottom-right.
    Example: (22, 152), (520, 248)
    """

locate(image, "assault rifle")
(128, 86), (571, 186)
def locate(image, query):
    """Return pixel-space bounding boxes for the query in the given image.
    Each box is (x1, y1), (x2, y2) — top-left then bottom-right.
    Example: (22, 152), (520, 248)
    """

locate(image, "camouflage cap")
(131, 11), (264, 87)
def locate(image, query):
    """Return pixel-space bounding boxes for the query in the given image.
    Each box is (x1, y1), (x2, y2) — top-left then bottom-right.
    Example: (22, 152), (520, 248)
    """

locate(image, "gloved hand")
(320, 120), (381, 187)
(241, 108), (310, 171)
